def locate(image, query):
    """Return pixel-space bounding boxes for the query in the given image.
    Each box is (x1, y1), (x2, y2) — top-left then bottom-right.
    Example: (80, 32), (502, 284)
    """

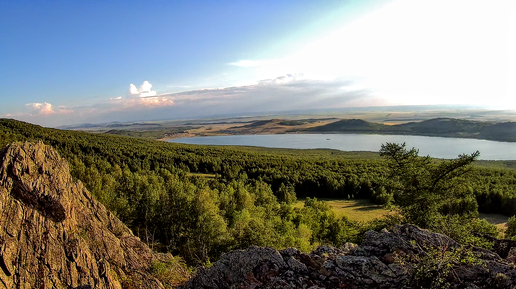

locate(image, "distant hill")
(479, 122), (516, 142)
(229, 118), (334, 129)
(306, 117), (516, 142)
(397, 118), (487, 135)
(304, 119), (389, 132)
(230, 118), (285, 129)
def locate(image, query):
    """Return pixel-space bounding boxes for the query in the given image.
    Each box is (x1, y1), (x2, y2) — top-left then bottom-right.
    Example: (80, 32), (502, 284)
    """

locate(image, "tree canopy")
(380, 142), (480, 227)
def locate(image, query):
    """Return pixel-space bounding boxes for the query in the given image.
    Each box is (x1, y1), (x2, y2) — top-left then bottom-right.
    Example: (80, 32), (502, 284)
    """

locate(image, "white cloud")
(27, 102), (55, 115)
(114, 96), (174, 109)
(129, 84), (139, 95)
(140, 81), (153, 93)
(129, 81), (157, 97)
(25, 102), (74, 116)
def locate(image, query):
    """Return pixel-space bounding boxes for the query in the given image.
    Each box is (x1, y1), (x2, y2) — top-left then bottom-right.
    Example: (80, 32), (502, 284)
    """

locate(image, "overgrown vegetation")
(150, 257), (191, 288)
(406, 244), (483, 289)
(0, 118), (514, 269)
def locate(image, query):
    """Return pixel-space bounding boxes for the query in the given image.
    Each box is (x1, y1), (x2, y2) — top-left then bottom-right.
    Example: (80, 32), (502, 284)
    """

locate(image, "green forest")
(2, 118), (516, 268)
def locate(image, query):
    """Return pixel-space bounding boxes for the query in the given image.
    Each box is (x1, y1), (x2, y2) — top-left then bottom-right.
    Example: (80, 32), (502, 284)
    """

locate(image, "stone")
(183, 224), (516, 289)
(0, 142), (168, 289)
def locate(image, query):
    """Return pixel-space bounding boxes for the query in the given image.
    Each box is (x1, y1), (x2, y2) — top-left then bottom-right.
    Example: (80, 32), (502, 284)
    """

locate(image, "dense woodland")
(1, 118), (516, 266)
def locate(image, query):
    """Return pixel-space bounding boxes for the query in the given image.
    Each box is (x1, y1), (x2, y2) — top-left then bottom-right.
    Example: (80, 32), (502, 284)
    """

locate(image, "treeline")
(1, 118), (516, 264)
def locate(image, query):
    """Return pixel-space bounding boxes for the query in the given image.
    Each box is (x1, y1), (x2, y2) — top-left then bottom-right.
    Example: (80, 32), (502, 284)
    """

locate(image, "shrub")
(506, 216), (516, 239)
(151, 257), (191, 288)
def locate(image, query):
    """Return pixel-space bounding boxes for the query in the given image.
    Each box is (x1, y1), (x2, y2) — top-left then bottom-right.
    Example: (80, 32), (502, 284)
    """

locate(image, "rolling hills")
(305, 117), (516, 142)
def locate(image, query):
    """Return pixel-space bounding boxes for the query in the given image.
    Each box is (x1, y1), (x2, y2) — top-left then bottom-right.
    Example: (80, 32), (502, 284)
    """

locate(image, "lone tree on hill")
(380, 142), (480, 228)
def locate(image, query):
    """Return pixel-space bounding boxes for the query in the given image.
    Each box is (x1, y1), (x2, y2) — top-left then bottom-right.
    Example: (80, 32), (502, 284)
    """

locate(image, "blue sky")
(1, 0), (515, 127)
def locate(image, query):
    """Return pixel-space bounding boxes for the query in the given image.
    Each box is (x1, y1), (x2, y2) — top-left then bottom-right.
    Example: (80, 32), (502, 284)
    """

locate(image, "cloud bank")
(8, 76), (380, 127)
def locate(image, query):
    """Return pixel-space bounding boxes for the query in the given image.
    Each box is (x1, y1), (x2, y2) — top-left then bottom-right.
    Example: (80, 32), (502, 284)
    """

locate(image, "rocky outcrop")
(183, 225), (516, 289)
(0, 142), (167, 289)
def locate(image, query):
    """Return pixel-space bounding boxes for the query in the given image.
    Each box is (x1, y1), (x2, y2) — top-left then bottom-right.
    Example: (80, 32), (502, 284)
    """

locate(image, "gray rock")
(184, 224), (516, 289)
(336, 255), (396, 284)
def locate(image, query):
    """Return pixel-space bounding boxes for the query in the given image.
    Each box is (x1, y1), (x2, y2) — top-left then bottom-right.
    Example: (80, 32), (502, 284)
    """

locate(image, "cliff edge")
(0, 142), (167, 289)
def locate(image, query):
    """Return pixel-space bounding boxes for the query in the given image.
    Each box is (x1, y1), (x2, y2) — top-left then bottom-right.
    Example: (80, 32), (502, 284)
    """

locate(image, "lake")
(168, 134), (516, 160)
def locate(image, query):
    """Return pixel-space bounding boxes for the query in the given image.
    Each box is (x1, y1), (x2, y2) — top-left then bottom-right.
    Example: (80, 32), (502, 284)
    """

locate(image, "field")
(295, 199), (511, 231)
(294, 198), (393, 222)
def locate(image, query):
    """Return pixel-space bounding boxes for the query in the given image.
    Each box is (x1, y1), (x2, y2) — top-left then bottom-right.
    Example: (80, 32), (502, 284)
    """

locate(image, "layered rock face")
(184, 225), (516, 289)
(0, 142), (166, 289)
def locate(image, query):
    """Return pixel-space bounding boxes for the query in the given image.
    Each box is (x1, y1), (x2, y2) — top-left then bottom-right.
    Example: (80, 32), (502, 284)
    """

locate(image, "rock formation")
(0, 142), (168, 289)
(183, 225), (516, 289)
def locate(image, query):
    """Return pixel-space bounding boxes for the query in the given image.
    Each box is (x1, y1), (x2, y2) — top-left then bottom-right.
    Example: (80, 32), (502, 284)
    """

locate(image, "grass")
(294, 199), (510, 231)
(294, 198), (392, 222)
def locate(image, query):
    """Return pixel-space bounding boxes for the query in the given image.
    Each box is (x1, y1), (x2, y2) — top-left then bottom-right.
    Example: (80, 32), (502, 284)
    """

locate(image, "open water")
(168, 134), (516, 160)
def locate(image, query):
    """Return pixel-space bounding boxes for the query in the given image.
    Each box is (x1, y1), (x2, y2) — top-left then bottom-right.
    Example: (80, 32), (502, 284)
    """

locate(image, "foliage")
(405, 244), (482, 289)
(506, 216), (516, 239)
(151, 257), (191, 288)
(1, 118), (516, 268)
(428, 215), (497, 249)
(380, 142), (479, 227)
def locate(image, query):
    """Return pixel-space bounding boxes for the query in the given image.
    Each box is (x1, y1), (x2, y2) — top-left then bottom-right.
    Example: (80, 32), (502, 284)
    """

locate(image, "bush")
(408, 245), (481, 289)
(506, 216), (516, 239)
(151, 257), (191, 288)
(429, 215), (498, 249)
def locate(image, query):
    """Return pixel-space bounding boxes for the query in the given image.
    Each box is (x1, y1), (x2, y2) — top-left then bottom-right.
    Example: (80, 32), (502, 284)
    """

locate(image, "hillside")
(305, 117), (516, 142)
(480, 122), (516, 142)
(304, 118), (391, 133)
(0, 142), (185, 288)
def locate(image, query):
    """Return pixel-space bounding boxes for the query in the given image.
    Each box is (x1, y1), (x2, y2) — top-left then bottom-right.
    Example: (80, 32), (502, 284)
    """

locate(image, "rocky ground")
(183, 224), (516, 289)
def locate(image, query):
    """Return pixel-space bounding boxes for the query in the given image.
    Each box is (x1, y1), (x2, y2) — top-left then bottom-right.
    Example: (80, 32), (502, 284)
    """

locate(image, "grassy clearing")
(479, 213), (508, 231)
(187, 172), (217, 178)
(294, 198), (392, 223)
(294, 199), (510, 232)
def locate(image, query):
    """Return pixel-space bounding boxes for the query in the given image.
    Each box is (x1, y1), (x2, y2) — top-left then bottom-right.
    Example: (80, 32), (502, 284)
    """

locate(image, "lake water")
(168, 134), (516, 160)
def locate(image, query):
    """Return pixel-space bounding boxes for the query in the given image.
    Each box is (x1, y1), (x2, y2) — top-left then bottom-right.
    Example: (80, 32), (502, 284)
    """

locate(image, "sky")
(1, 0), (515, 127)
